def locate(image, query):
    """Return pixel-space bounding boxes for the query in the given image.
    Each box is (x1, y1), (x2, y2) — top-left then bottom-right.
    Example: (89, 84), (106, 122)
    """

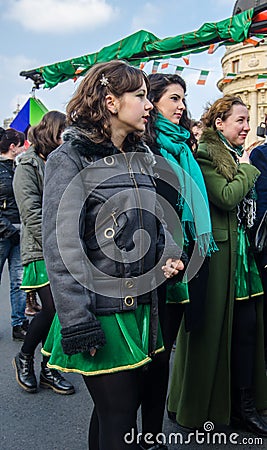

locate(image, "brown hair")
(0, 127), (25, 154)
(201, 95), (247, 130)
(30, 110), (66, 159)
(145, 73), (195, 150)
(66, 60), (149, 144)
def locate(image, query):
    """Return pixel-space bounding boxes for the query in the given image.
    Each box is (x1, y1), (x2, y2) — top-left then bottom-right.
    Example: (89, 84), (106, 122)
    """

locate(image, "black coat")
(0, 157), (20, 239)
(250, 143), (267, 221)
(150, 144), (209, 332)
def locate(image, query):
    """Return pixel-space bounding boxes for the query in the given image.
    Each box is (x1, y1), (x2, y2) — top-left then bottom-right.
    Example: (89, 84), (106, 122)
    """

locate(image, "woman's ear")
(105, 94), (118, 115)
(215, 117), (223, 131)
(9, 143), (16, 155)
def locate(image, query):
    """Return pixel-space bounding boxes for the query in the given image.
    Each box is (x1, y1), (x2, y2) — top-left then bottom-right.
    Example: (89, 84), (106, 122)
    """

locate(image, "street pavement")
(1, 263), (266, 450)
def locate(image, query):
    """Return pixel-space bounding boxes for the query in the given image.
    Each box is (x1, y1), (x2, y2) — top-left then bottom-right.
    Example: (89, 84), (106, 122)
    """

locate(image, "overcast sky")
(0, 0), (235, 127)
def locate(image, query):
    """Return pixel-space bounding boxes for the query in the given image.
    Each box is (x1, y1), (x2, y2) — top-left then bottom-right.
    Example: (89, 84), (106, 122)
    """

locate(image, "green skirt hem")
(235, 291), (264, 301)
(167, 299), (190, 304)
(42, 306), (164, 375)
(20, 281), (50, 291)
(21, 260), (49, 289)
(41, 346), (164, 376)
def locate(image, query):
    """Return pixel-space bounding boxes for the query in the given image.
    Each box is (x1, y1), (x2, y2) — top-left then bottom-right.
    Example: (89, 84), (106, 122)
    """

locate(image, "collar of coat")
(62, 126), (153, 160)
(0, 156), (14, 165)
(17, 146), (43, 168)
(198, 128), (238, 182)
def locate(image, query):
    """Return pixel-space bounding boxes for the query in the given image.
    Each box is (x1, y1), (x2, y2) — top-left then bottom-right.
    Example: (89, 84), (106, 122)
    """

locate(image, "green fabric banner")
(22, 9), (254, 89)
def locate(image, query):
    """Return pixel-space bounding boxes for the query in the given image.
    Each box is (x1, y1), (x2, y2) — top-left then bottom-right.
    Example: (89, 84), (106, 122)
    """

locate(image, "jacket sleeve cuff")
(61, 320), (106, 355)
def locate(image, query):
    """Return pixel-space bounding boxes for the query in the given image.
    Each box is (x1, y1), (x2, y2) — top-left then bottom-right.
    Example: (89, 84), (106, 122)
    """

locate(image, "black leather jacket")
(0, 157), (20, 239)
(43, 127), (186, 356)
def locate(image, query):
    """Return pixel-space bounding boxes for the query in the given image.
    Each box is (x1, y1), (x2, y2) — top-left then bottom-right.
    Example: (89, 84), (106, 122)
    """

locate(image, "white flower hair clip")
(100, 73), (109, 86)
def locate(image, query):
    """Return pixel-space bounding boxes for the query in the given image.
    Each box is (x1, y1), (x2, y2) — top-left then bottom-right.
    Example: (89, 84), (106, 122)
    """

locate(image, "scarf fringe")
(182, 221), (218, 257)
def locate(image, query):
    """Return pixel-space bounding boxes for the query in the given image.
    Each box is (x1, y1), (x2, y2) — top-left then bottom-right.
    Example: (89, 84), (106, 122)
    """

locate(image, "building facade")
(218, 0), (267, 147)
(218, 40), (267, 146)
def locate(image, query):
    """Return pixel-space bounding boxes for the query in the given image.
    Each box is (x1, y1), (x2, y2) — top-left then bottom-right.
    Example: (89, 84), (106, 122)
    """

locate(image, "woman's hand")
(90, 348), (97, 357)
(162, 258), (184, 279)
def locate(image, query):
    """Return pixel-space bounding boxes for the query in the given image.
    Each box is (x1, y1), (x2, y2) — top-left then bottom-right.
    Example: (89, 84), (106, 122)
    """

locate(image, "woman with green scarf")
(168, 95), (267, 436)
(140, 73), (216, 450)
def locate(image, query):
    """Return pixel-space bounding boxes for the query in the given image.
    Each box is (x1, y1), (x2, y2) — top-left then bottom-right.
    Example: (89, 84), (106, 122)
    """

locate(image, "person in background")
(41, 60), (186, 450)
(0, 127), (28, 340)
(142, 73), (215, 449)
(191, 120), (203, 143)
(15, 130), (41, 317)
(250, 114), (267, 371)
(168, 95), (267, 437)
(190, 119), (203, 154)
(12, 111), (75, 395)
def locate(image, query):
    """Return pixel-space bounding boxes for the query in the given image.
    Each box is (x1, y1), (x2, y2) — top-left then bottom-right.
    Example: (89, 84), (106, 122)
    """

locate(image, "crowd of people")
(1, 59), (267, 449)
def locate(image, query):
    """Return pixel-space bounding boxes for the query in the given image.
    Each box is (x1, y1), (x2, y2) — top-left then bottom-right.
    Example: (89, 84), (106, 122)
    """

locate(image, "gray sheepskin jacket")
(42, 126), (186, 356)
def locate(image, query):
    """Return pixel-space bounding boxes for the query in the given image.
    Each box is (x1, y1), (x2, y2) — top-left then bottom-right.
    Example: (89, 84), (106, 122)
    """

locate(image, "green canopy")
(20, 6), (267, 90)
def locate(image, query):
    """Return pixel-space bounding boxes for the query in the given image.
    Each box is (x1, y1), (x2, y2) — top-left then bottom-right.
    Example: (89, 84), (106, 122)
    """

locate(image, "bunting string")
(138, 57), (267, 87)
(138, 58), (217, 86)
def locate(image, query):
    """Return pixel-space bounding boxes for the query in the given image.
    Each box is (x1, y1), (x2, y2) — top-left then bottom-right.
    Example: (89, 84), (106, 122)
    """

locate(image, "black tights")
(83, 369), (143, 450)
(231, 299), (257, 388)
(21, 284), (55, 356)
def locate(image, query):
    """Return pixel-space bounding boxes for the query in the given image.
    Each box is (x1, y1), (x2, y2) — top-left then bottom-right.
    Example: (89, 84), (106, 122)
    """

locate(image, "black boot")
(13, 352), (37, 393)
(12, 325), (27, 341)
(231, 387), (267, 437)
(39, 363), (75, 395)
(22, 319), (29, 331)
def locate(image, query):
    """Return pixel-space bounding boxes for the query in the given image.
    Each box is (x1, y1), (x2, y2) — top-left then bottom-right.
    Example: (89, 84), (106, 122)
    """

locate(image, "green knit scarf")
(155, 113), (217, 256)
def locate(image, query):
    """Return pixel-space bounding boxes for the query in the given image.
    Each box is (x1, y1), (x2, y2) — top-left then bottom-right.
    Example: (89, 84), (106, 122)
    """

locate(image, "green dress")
(20, 260), (49, 291)
(42, 304), (164, 376)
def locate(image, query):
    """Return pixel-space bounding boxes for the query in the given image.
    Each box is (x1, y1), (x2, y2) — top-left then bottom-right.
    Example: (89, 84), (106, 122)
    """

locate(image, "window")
(232, 59), (240, 73)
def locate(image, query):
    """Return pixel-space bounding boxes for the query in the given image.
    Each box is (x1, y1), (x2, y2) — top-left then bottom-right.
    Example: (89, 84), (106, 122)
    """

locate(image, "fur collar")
(62, 126), (150, 159)
(198, 128), (238, 182)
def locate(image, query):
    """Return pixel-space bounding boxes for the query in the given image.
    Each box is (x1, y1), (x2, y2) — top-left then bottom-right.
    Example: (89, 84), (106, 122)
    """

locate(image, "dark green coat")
(168, 129), (267, 427)
(13, 146), (45, 265)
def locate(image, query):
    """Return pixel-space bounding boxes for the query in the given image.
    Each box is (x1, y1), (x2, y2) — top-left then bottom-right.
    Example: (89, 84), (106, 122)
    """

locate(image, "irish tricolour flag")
(256, 74), (267, 89)
(222, 73), (236, 83)
(197, 70), (209, 85)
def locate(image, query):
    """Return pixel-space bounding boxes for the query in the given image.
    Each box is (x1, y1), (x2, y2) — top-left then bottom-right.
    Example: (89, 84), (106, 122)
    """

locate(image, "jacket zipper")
(122, 152), (145, 274)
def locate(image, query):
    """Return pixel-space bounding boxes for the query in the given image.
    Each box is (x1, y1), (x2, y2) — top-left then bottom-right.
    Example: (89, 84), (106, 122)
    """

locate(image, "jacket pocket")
(212, 228), (228, 242)
(85, 212), (128, 250)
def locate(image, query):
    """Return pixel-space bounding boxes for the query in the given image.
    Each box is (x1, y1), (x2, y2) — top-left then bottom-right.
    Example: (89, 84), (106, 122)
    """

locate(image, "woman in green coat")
(168, 95), (267, 436)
